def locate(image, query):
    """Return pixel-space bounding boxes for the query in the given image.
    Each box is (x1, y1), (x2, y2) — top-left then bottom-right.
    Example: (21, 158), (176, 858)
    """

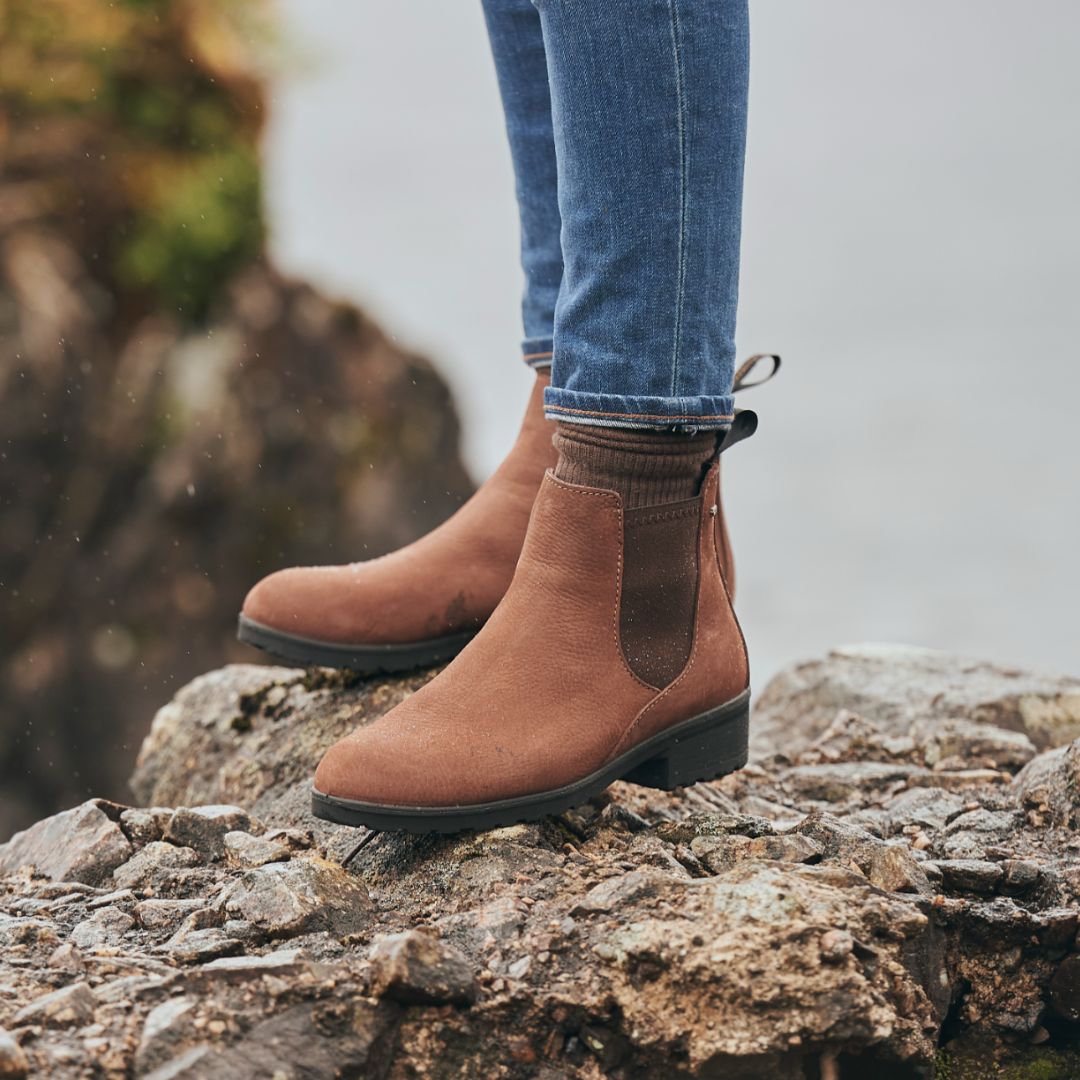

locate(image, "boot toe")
(313, 737), (358, 800)
(242, 565), (369, 642)
(313, 694), (481, 809)
(314, 730), (409, 806)
(241, 567), (312, 634)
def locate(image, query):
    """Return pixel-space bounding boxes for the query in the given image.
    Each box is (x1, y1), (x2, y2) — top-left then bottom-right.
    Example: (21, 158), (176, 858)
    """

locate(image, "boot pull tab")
(717, 409), (758, 456)
(733, 353), (781, 393)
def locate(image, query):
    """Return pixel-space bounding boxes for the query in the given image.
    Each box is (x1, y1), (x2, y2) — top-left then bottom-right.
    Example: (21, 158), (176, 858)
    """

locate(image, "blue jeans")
(481, 0), (750, 430)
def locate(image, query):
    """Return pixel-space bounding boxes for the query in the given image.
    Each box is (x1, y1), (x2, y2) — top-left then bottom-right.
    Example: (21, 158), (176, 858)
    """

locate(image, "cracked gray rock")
(0, 801), (131, 886)
(927, 859), (1005, 895)
(881, 786), (967, 836)
(119, 807), (173, 847)
(68, 907), (135, 951)
(369, 930), (478, 1006)
(0, 917), (58, 950)
(164, 806), (255, 861)
(113, 841), (203, 893)
(134, 899), (207, 934)
(219, 859), (371, 939)
(135, 997), (197, 1076)
(163, 925), (242, 965)
(201, 947), (310, 977)
(12, 982), (95, 1028)
(222, 831), (290, 868)
(1014, 739), (1080, 827)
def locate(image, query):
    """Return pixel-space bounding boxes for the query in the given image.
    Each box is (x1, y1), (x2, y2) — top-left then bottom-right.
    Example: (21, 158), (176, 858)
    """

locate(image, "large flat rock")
(752, 643), (1080, 757)
(1, 649), (1079, 1078)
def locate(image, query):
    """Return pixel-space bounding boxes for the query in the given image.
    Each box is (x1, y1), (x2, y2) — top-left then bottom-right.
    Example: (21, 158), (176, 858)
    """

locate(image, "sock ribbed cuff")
(552, 422), (718, 509)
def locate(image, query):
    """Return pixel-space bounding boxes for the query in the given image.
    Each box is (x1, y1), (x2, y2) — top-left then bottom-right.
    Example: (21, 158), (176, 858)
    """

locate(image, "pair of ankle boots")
(238, 357), (778, 833)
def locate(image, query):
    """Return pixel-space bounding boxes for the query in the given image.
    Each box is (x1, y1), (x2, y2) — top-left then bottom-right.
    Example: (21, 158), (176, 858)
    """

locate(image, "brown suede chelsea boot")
(311, 448), (752, 834)
(238, 354), (775, 676)
(237, 370), (559, 672)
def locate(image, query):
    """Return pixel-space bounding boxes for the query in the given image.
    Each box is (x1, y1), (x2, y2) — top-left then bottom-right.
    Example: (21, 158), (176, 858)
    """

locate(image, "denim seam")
(667, 0), (689, 398)
(546, 404), (733, 423)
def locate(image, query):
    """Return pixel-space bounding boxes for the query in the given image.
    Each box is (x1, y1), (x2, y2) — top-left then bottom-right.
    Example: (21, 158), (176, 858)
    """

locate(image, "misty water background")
(264, 1), (1079, 687)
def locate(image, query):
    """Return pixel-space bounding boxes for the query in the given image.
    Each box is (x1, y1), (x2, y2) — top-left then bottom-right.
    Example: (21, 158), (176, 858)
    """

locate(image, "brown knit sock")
(552, 422), (718, 508)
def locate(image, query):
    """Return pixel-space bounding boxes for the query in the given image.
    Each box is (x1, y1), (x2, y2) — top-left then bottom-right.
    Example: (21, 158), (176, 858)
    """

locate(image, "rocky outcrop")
(753, 644), (1080, 756)
(1, 647), (1079, 1078)
(0, 0), (474, 839)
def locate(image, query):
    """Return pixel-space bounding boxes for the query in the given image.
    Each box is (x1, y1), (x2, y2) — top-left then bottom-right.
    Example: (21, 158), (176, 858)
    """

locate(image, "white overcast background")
(263, 1), (1080, 686)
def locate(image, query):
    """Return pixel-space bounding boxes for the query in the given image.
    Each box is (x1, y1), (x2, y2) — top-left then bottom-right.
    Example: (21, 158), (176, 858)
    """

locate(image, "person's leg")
(313, 0), (754, 832)
(237, 0), (566, 671)
(240, 0), (756, 678)
(539, 0), (750, 430)
(479, 0), (562, 369)
(239, 369), (555, 670)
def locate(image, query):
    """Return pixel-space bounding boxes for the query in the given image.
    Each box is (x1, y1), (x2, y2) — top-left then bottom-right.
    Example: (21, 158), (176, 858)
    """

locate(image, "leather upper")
(313, 464), (749, 808)
(242, 372), (558, 644)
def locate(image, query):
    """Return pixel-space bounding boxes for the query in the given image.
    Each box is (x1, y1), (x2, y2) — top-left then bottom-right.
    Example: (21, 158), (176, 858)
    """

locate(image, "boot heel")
(622, 704), (749, 790)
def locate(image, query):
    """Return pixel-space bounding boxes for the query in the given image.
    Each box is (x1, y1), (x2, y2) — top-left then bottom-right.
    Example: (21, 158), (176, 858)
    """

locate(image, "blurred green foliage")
(0, 0), (268, 320)
(116, 147), (263, 316)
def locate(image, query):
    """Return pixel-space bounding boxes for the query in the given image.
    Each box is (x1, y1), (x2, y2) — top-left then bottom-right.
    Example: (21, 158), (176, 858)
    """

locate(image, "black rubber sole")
(237, 615), (476, 674)
(311, 688), (751, 834)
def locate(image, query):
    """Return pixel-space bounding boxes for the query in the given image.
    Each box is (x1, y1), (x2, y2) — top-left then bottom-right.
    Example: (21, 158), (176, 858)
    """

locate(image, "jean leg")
(480, 0), (563, 368)
(534, 0), (750, 429)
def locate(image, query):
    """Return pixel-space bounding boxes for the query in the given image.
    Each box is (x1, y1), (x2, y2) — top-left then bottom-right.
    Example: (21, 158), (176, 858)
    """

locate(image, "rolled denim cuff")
(521, 337), (554, 369)
(543, 386), (734, 431)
